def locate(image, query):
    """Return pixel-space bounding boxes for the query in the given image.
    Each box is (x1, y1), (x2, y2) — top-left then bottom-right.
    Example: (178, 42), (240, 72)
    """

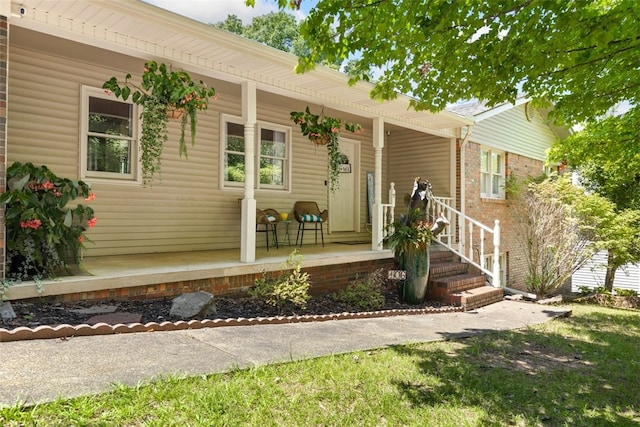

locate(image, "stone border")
(0, 306), (463, 342)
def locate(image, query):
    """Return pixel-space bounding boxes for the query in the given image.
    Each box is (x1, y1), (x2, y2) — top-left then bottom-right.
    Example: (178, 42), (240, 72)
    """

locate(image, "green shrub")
(332, 268), (386, 311)
(249, 250), (310, 313)
(577, 285), (610, 296)
(614, 288), (638, 297)
(0, 162), (96, 282)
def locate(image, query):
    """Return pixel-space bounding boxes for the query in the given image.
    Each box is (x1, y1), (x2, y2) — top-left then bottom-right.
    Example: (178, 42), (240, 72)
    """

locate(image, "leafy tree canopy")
(243, 11), (299, 52)
(214, 14), (244, 35)
(214, 10), (340, 68)
(214, 12), (298, 52)
(548, 107), (640, 207)
(247, 0), (639, 129)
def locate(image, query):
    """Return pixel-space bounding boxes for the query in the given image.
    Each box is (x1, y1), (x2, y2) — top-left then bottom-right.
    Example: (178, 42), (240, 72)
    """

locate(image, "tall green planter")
(397, 249), (430, 304)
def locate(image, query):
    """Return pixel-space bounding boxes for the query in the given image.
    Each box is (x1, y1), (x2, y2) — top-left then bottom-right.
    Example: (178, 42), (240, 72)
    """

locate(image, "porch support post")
(240, 81), (257, 263)
(371, 117), (385, 251)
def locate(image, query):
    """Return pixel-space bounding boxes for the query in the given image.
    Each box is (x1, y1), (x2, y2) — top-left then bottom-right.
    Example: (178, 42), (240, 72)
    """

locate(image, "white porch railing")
(381, 182), (396, 235)
(427, 196), (455, 247)
(430, 197), (502, 288)
(378, 185), (501, 288)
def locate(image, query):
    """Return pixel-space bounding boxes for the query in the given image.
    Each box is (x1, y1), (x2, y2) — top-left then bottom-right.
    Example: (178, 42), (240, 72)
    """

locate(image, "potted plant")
(385, 178), (448, 304)
(290, 106), (362, 192)
(386, 209), (433, 304)
(103, 61), (217, 184)
(0, 162), (97, 282)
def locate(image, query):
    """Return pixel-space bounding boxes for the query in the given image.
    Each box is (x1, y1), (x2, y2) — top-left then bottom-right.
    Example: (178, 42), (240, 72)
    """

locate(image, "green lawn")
(2, 303), (639, 426)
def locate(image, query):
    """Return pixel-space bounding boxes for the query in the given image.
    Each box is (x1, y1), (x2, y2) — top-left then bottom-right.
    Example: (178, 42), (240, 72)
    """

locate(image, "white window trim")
(480, 147), (505, 199)
(219, 114), (292, 192)
(219, 114), (245, 190)
(80, 85), (141, 185)
(256, 120), (291, 191)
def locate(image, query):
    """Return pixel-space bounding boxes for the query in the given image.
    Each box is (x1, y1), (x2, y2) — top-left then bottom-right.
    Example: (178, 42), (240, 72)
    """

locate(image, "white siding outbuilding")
(572, 251), (640, 294)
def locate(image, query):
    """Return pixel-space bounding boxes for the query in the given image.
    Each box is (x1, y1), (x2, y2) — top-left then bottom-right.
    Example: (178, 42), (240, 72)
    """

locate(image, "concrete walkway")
(0, 300), (570, 408)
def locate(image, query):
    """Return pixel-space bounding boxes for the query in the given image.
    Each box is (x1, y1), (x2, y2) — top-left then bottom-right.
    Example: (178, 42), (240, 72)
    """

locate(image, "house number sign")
(387, 270), (406, 280)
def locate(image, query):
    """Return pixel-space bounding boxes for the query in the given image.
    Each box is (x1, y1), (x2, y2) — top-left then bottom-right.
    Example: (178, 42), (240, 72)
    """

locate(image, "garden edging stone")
(0, 306), (463, 342)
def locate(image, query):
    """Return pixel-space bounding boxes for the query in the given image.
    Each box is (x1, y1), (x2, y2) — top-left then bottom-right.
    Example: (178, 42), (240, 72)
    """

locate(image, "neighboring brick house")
(448, 99), (570, 292)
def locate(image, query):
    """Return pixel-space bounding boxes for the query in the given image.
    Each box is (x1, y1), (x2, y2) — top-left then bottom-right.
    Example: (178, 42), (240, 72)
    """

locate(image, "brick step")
(429, 262), (469, 279)
(446, 286), (504, 311)
(429, 248), (456, 263)
(429, 273), (487, 293)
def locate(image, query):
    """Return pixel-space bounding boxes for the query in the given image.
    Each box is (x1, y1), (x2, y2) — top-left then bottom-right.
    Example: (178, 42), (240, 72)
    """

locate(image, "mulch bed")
(1, 289), (454, 332)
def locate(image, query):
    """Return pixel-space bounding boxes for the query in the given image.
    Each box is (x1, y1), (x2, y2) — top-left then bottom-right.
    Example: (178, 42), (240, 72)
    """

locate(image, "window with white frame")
(223, 120), (246, 185)
(543, 163), (562, 176)
(480, 148), (505, 198)
(258, 125), (288, 189)
(81, 86), (137, 181)
(221, 115), (290, 190)
(484, 252), (507, 286)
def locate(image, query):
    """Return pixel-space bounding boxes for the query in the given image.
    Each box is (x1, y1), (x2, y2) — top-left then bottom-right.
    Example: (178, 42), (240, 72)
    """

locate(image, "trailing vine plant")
(290, 106), (362, 192)
(103, 61), (217, 184)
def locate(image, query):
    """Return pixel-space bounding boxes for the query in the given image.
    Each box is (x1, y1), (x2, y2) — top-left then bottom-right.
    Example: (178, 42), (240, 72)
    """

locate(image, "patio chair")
(256, 208), (280, 251)
(293, 201), (328, 247)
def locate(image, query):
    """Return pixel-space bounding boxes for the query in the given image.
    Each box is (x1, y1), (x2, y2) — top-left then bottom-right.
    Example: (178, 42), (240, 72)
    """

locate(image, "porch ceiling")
(10, 0), (473, 136)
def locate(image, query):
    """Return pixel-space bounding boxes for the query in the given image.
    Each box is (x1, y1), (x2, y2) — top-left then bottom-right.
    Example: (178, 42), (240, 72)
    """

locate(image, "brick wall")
(0, 16), (7, 280)
(464, 141), (544, 291)
(39, 257), (396, 303)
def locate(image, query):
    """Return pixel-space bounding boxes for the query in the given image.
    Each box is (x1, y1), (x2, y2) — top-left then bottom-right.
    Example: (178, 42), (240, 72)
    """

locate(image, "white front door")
(329, 138), (359, 232)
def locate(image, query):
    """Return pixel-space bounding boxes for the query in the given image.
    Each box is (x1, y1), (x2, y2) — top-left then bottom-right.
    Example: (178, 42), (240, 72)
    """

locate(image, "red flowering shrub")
(0, 162), (96, 281)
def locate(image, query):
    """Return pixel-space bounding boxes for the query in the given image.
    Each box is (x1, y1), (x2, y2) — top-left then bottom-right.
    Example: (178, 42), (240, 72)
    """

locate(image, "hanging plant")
(290, 106), (362, 192)
(103, 61), (217, 184)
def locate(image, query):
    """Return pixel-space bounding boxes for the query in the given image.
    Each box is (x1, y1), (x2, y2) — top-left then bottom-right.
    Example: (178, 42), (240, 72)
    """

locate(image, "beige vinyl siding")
(8, 44), (378, 256)
(9, 50), (81, 178)
(470, 105), (557, 161)
(387, 129), (452, 200)
(267, 102), (378, 241)
(8, 45), (241, 256)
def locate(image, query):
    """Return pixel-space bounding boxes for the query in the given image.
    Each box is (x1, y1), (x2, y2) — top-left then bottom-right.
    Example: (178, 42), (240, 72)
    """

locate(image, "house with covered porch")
(0, 0), (564, 307)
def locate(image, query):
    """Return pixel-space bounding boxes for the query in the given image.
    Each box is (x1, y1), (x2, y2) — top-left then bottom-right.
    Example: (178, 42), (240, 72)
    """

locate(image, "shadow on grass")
(390, 305), (640, 426)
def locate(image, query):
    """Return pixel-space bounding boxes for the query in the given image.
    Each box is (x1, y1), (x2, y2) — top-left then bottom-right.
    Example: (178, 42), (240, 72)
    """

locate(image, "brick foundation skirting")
(40, 258), (396, 304)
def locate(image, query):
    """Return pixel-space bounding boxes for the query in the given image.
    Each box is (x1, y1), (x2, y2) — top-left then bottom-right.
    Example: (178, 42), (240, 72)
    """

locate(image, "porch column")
(240, 81), (257, 263)
(0, 1), (9, 279)
(371, 117), (385, 251)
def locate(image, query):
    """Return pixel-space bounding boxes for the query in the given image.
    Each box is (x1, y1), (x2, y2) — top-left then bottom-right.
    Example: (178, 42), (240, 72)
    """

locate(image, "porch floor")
(5, 242), (392, 301)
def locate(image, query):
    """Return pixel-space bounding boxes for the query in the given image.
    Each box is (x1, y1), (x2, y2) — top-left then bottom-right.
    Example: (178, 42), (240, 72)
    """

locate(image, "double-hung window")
(258, 125), (288, 189)
(223, 120), (246, 185)
(221, 115), (290, 190)
(81, 86), (138, 182)
(480, 148), (505, 198)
